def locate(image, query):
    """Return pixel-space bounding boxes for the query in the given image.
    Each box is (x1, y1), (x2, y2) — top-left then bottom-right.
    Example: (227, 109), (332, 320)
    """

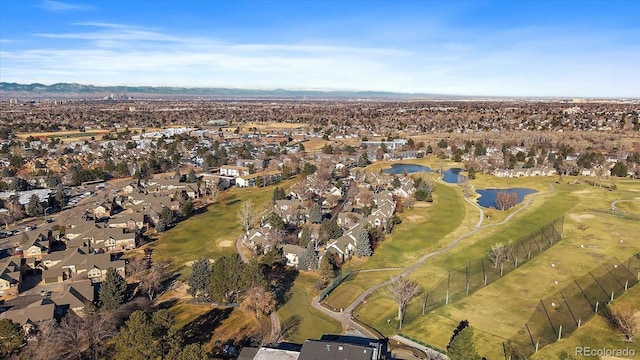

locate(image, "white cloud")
(38, 0), (94, 12)
(3, 22), (639, 97)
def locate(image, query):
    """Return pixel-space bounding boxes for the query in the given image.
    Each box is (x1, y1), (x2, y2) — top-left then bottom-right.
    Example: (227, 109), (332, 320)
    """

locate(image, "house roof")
(298, 340), (373, 360)
(0, 301), (56, 325)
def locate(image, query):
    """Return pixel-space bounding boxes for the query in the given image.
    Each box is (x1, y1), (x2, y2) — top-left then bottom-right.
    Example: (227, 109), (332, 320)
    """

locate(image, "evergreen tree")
(25, 193), (44, 217)
(185, 169), (197, 183)
(209, 254), (246, 303)
(0, 319), (24, 358)
(309, 202), (323, 224)
(114, 311), (158, 360)
(99, 268), (127, 311)
(447, 320), (480, 360)
(355, 226), (373, 257)
(180, 199), (194, 217)
(611, 161), (629, 177)
(357, 153), (370, 167)
(272, 186), (286, 203)
(299, 226), (311, 247)
(167, 343), (211, 360)
(467, 167), (477, 180)
(187, 258), (211, 300)
(319, 218), (342, 243)
(302, 240), (319, 271)
(267, 212), (285, 231)
(318, 255), (335, 284)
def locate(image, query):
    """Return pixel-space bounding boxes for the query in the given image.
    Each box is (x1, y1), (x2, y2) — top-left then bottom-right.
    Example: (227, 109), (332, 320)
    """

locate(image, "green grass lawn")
(346, 181), (465, 271)
(353, 179), (640, 358)
(532, 283), (640, 359)
(277, 272), (342, 343)
(151, 179), (297, 270)
(323, 270), (402, 311)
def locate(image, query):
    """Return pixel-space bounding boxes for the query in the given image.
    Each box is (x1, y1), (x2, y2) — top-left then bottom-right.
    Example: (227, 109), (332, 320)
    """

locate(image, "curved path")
(311, 183), (555, 339)
(610, 198), (639, 211)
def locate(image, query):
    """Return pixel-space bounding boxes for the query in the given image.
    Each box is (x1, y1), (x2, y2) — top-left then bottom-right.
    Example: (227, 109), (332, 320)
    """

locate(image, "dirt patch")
(218, 240), (233, 247)
(183, 258), (212, 267)
(406, 215), (425, 223)
(413, 202), (432, 208)
(569, 213), (595, 222)
(629, 189), (640, 192)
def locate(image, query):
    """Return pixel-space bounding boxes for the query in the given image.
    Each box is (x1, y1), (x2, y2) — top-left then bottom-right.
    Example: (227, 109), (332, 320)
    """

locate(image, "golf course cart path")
(311, 183), (555, 339)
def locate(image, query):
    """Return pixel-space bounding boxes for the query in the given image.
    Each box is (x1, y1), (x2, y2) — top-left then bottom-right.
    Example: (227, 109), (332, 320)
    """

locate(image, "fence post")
(558, 324), (562, 341)
(466, 265), (470, 295)
(482, 260), (487, 285)
(595, 301), (599, 313)
(446, 271), (450, 305)
(422, 292), (428, 315)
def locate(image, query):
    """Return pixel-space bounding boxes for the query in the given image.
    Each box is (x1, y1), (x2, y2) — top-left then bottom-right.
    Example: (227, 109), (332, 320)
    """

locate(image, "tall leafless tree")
(388, 276), (421, 329)
(237, 200), (256, 233)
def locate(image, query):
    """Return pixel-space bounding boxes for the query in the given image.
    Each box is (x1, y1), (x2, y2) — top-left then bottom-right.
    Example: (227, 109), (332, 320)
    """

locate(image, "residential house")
(0, 300), (56, 338)
(53, 280), (97, 316)
(220, 165), (250, 177)
(0, 256), (22, 298)
(236, 170), (282, 188)
(282, 244), (305, 268)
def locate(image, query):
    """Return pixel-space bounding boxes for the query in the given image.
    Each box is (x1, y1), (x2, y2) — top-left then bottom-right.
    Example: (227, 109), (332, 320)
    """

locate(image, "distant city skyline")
(1, 0), (638, 97)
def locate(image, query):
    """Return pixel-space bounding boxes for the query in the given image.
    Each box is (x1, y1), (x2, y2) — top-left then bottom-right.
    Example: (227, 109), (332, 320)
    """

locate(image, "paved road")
(311, 183), (556, 343)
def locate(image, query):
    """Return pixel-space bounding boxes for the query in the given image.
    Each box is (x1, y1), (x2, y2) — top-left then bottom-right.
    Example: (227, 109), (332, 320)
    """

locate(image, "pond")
(476, 188), (537, 208)
(382, 163), (433, 174)
(443, 168), (464, 183)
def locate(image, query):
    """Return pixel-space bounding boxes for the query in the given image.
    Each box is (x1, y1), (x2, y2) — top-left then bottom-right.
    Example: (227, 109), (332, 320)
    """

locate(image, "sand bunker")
(406, 215), (425, 223)
(569, 213), (595, 222)
(218, 240), (233, 247)
(413, 202), (432, 208)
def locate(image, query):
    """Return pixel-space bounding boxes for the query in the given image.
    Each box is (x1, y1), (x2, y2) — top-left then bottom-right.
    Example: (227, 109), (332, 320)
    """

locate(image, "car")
(39, 289), (51, 297)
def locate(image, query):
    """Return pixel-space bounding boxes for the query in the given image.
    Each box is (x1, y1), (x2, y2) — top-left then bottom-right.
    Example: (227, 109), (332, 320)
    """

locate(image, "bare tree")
(610, 305), (640, 342)
(241, 286), (277, 319)
(237, 200), (256, 233)
(488, 242), (510, 268)
(495, 191), (518, 210)
(358, 188), (374, 208)
(140, 262), (166, 301)
(388, 276), (421, 329)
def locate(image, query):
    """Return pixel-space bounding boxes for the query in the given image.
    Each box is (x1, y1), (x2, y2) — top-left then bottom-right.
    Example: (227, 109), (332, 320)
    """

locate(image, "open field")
(277, 273), (342, 343)
(323, 270), (402, 311)
(351, 177), (640, 358)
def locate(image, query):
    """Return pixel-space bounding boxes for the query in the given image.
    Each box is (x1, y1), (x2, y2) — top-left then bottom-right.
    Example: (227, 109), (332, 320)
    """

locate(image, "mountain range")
(0, 82), (447, 99)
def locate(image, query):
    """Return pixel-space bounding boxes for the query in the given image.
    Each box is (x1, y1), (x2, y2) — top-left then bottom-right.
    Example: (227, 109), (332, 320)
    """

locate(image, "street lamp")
(44, 207), (52, 222)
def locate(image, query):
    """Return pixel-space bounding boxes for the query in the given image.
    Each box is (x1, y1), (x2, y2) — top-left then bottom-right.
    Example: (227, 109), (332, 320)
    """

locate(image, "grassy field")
(532, 284), (640, 359)
(276, 273), (342, 343)
(150, 178), (297, 270)
(150, 179), (301, 350)
(344, 181), (465, 271)
(323, 270), (402, 311)
(351, 175), (640, 358)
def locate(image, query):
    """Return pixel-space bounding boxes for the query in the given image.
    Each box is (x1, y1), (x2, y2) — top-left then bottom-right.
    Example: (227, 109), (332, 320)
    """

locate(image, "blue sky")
(1, 0), (639, 97)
